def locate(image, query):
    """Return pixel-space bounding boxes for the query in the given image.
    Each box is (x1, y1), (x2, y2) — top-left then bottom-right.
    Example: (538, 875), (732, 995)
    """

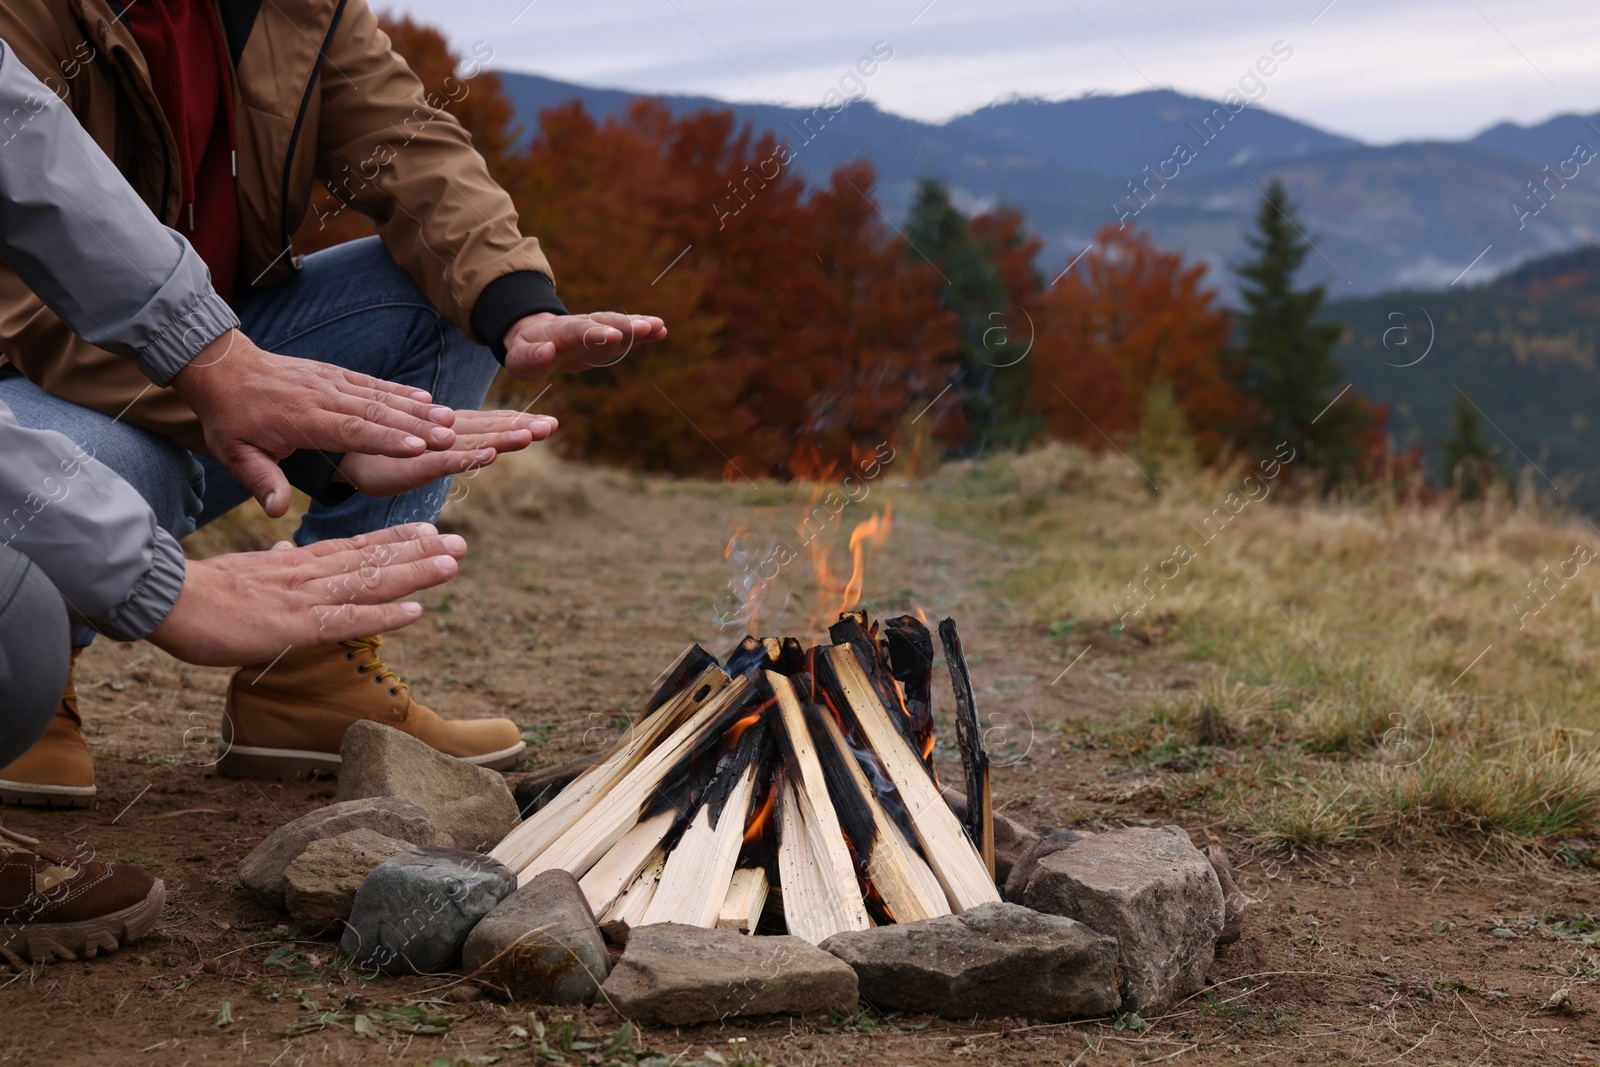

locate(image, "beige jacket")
(0, 0), (561, 451)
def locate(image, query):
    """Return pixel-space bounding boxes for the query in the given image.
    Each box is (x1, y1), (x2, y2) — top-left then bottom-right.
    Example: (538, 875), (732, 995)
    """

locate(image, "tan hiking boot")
(217, 636), (526, 780)
(0, 649), (95, 808)
(0, 825), (164, 964)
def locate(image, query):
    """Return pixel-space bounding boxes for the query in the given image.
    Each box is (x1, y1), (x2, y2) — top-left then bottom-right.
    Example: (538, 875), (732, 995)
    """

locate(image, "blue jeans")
(0, 237), (501, 646)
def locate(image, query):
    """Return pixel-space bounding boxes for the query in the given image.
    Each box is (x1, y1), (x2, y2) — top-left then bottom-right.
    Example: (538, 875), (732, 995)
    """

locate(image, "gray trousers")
(0, 543), (69, 765)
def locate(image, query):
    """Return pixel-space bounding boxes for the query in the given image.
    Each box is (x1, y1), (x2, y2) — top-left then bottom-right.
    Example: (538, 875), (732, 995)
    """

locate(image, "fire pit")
(490, 611), (999, 944)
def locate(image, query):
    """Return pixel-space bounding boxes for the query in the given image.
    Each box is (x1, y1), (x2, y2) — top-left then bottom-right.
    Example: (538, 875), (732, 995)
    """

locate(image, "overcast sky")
(383, 0), (1600, 144)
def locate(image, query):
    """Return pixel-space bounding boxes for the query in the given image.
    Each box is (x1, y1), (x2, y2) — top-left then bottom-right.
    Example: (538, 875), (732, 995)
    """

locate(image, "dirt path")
(6, 454), (1599, 1066)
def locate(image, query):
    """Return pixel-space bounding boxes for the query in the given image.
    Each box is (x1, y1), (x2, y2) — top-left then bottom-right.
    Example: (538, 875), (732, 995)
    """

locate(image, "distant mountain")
(1329, 245), (1600, 505)
(495, 72), (1600, 297)
(1470, 112), (1600, 168)
(941, 91), (1360, 176)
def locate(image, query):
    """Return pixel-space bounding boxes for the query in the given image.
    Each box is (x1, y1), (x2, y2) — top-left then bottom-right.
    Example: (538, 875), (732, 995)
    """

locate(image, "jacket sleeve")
(0, 40), (238, 385)
(0, 401), (185, 640)
(314, 0), (567, 360)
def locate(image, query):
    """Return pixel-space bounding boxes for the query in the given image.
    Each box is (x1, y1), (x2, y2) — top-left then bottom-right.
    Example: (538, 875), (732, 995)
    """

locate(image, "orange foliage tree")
(510, 101), (962, 476)
(1028, 224), (1243, 463)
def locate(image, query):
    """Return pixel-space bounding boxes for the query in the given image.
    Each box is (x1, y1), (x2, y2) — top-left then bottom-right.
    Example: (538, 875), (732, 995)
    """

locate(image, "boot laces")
(340, 636), (409, 697)
(0, 825), (41, 855)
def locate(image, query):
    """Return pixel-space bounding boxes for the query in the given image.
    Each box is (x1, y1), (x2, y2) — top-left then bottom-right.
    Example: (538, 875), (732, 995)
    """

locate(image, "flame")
(743, 778), (778, 848)
(723, 701), (773, 750)
(840, 505), (893, 617)
(913, 605), (929, 625)
(801, 507), (894, 633)
(921, 731), (936, 763)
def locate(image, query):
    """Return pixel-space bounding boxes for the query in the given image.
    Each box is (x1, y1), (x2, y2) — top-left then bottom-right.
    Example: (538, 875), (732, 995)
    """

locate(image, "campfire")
(490, 612), (1000, 944)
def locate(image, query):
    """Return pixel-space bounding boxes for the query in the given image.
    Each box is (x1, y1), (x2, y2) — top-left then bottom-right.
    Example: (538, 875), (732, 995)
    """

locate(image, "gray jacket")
(0, 40), (239, 640)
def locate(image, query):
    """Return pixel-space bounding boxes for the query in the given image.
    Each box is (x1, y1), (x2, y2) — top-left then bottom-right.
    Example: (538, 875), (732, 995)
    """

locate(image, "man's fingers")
(448, 409), (552, 433)
(451, 431), (535, 455)
(381, 448), (499, 490)
(310, 600), (425, 644)
(337, 379), (456, 427)
(316, 553), (460, 605)
(299, 523), (443, 558)
(330, 392), (458, 448)
(306, 530), (466, 577)
(306, 406), (439, 458)
(337, 368), (440, 411)
(227, 446), (294, 517)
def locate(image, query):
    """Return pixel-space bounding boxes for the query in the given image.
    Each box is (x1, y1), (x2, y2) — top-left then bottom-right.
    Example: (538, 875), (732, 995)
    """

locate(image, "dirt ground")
(5, 455), (1600, 1066)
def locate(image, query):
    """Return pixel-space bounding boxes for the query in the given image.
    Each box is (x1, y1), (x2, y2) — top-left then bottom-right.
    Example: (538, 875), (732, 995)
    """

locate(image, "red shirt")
(124, 0), (241, 302)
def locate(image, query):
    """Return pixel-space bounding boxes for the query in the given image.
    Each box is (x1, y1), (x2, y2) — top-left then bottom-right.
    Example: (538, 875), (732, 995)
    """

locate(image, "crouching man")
(0, 39), (476, 964)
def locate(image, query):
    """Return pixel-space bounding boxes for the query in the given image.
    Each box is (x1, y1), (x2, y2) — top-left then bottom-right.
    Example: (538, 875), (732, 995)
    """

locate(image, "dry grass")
(909, 443), (1600, 853)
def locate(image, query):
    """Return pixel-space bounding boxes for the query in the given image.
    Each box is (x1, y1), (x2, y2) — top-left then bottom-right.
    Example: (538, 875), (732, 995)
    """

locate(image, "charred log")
(938, 617), (994, 880)
(883, 615), (937, 770)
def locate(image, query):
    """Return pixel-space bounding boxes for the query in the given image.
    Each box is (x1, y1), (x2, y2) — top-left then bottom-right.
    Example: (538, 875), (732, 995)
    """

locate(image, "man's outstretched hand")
(169, 329), (461, 517)
(503, 311), (666, 382)
(333, 410), (558, 497)
(147, 523), (465, 665)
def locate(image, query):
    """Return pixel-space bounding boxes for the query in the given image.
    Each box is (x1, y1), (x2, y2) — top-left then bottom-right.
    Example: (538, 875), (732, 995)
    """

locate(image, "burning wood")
(939, 618), (995, 880)
(490, 611), (1001, 945)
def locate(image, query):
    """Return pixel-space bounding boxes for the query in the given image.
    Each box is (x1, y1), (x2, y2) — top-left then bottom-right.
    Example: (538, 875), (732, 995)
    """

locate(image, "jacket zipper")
(278, 0), (349, 263)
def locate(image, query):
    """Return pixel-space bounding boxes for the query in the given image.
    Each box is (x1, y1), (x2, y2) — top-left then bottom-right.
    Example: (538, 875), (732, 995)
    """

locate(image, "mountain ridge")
(495, 71), (1600, 296)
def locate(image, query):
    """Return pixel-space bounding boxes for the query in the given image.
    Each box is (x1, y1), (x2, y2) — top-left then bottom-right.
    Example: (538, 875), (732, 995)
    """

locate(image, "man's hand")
(169, 329), (461, 517)
(503, 311), (666, 382)
(147, 523), (465, 665)
(333, 410), (558, 497)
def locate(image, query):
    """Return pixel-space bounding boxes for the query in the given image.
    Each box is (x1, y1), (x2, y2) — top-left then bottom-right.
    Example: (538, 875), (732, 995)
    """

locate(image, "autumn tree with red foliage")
(511, 101), (962, 476)
(1029, 224), (1243, 463)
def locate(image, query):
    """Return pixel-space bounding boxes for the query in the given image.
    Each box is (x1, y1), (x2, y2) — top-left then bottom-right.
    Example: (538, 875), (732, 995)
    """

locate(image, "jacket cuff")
(471, 271), (568, 363)
(280, 450), (357, 507)
(135, 289), (241, 386)
(101, 527), (186, 642)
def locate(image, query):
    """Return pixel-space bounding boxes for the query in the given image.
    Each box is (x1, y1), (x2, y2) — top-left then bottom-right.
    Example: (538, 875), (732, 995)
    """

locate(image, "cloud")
(381, 0), (1600, 143)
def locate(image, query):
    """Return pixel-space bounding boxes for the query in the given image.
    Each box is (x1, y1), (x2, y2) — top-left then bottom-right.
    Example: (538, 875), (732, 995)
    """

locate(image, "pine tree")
(1440, 392), (1505, 501)
(903, 179), (1034, 453)
(1231, 179), (1359, 485)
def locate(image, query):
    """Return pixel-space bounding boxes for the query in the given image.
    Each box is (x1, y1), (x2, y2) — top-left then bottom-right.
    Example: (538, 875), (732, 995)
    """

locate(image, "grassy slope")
(907, 444), (1600, 853)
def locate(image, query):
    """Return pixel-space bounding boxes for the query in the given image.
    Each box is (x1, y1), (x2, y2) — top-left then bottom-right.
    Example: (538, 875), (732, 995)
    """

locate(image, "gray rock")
(1002, 830), (1089, 903)
(340, 846), (518, 975)
(1207, 844), (1246, 946)
(1014, 825), (1225, 1013)
(600, 924), (857, 1025)
(463, 870), (609, 1005)
(238, 796), (444, 910)
(336, 721), (520, 851)
(942, 787), (1042, 887)
(283, 829), (413, 931)
(822, 901), (1120, 1021)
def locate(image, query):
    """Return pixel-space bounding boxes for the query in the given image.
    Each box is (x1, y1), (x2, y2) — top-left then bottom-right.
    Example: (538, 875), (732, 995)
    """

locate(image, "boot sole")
(0, 779), (96, 808)
(0, 879), (164, 965)
(215, 740), (528, 781)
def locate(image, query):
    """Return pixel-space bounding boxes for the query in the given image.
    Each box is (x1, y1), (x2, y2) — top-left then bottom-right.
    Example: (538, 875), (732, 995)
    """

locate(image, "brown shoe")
(0, 649), (95, 808)
(0, 826), (164, 964)
(217, 636), (526, 780)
